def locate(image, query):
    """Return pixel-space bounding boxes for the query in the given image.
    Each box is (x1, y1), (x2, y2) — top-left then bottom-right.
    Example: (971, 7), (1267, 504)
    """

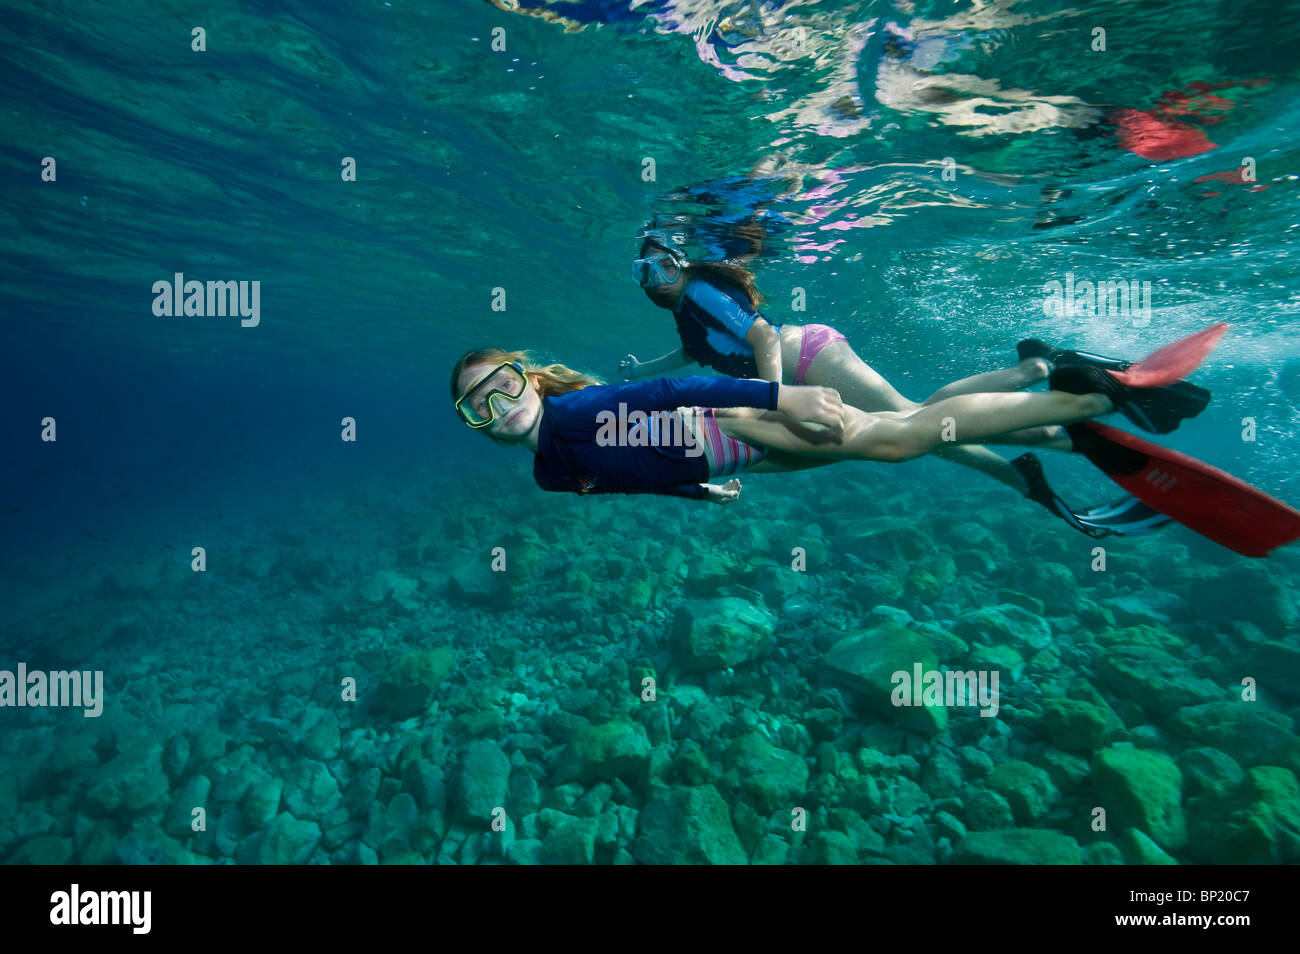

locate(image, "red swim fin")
(1066, 421), (1300, 557)
(1109, 323), (1228, 388)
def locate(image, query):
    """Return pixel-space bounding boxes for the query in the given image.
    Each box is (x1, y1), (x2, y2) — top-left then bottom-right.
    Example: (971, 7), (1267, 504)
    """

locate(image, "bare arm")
(745, 318), (783, 382)
(620, 347), (694, 379)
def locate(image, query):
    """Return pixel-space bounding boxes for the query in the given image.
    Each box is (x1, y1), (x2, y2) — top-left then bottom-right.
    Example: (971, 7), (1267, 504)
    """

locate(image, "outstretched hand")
(702, 478), (743, 504)
(618, 354), (641, 380)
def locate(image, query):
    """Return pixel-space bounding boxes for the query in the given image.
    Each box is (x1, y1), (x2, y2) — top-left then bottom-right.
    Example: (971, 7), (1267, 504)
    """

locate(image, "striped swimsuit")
(674, 405), (766, 478)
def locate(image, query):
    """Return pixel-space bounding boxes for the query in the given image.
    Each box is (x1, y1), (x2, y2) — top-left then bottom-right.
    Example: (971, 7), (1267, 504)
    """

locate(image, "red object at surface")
(1111, 78), (1271, 161)
(1192, 169), (1270, 197)
(1112, 107), (1217, 160)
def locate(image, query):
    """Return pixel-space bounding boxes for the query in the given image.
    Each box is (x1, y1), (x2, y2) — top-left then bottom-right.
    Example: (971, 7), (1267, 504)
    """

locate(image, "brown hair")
(450, 348), (603, 443)
(640, 237), (767, 309)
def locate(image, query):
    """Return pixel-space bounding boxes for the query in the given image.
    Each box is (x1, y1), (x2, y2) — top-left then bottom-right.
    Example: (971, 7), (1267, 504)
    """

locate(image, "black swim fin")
(1012, 452), (1172, 539)
(1049, 364), (1211, 434)
(1029, 327), (1224, 433)
(1017, 339), (1132, 372)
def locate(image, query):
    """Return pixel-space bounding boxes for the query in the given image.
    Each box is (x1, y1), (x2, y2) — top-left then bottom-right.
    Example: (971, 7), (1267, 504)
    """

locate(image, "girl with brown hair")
(624, 230), (1064, 496)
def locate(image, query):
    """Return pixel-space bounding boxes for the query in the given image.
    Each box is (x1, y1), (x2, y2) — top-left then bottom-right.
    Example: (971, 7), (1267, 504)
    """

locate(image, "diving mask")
(455, 361), (528, 429)
(631, 248), (685, 288)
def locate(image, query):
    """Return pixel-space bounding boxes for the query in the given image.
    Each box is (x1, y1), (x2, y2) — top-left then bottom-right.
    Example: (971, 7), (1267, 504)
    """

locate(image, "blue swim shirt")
(533, 376), (779, 499)
(673, 276), (781, 378)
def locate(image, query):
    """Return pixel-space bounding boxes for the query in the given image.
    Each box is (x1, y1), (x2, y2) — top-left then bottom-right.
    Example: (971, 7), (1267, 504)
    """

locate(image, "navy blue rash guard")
(533, 376), (779, 500)
(673, 277), (782, 378)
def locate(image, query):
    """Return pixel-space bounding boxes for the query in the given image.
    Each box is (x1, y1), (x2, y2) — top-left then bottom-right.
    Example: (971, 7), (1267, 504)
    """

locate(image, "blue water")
(2, 0), (1300, 865)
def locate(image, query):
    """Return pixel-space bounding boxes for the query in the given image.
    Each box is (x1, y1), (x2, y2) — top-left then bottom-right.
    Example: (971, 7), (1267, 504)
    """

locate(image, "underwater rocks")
(680, 550), (745, 597)
(954, 829), (1082, 865)
(553, 721), (651, 787)
(821, 621), (948, 734)
(368, 792), (444, 861)
(921, 749), (964, 799)
(539, 815), (599, 865)
(241, 776), (284, 830)
(1249, 641), (1300, 698)
(1122, 829), (1177, 865)
(1091, 747), (1187, 852)
(964, 789), (1016, 831)
(1096, 645), (1223, 717)
(8, 835), (75, 865)
(1179, 747), (1245, 800)
(9, 477), (1300, 870)
(401, 758), (448, 814)
(82, 742), (170, 817)
(374, 648), (455, 720)
(843, 565), (906, 613)
(301, 710), (341, 760)
(955, 604), (1051, 655)
(966, 644), (1024, 682)
(157, 773), (207, 840)
(669, 688), (736, 744)
(254, 813), (322, 865)
(1102, 590), (1180, 628)
(724, 732), (809, 814)
(447, 563), (503, 603)
(674, 597), (776, 672)
(1168, 702), (1298, 769)
(1189, 564), (1297, 633)
(904, 554), (956, 604)
(1185, 766), (1300, 863)
(986, 761), (1059, 824)
(279, 760), (343, 821)
(357, 569), (421, 607)
(1094, 624), (1183, 654)
(1041, 698), (1126, 752)
(452, 740), (511, 826)
(838, 515), (934, 564)
(1015, 562), (1081, 613)
(114, 826), (211, 865)
(1238, 767), (1300, 862)
(1175, 701), (1294, 769)
(633, 785), (747, 865)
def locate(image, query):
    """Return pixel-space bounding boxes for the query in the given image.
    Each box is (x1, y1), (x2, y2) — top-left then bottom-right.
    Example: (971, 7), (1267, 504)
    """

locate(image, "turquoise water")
(2, 0), (1299, 864)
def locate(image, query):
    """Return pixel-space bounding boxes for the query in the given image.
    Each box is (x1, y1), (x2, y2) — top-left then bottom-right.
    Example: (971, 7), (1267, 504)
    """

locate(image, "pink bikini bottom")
(795, 324), (848, 385)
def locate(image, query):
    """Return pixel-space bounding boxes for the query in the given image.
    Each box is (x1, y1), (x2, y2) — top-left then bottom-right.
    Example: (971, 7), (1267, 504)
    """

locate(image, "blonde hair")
(451, 349), (603, 442)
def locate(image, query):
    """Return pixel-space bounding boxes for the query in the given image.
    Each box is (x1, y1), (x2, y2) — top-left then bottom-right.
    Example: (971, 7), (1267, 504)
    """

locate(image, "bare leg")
(746, 441), (1050, 492)
(746, 449), (837, 474)
(921, 358), (1050, 404)
(798, 338), (1050, 409)
(929, 444), (1026, 491)
(979, 425), (1072, 451)
(717, 390), (1110, 465)
(800, 341), (1058, 490)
